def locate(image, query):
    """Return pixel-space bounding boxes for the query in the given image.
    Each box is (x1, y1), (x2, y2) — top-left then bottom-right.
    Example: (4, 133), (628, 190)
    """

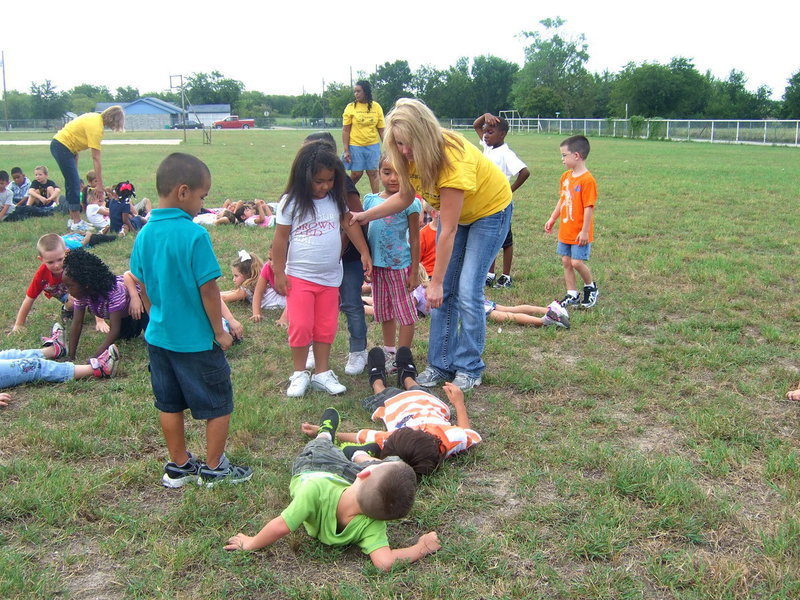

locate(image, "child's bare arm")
(200, 279), (233, 350)
(10, 296), (36, 333)
(123, 271), (144, 319)
(272, 224), (290, 296)
(127, 272), (152, 314)
(443, 382), (470, 429)
(407, 213), (420, 292)
(369, 532), (441, 571)
(343, 214), (373, 280)
(250, 276), (268, 322)
(220, 301), (243, 340)
(544, 197), (563, 233)
(94, 310), (123, 357)
(576, 206), (594, 246)
(225, 516), (291, 551)
(67, 306), (87, 360)
(473, 113), (498, 138)
(510, 167), (530, 193)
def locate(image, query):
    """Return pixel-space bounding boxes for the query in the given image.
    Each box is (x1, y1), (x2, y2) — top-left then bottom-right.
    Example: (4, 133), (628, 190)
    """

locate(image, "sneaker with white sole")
(162, 452), (202, 488)
(41, 322), (67, 359)
(452, 371), (482, 391)
(198, 454), (253, 488)
(580, 285), (599, 309)
(416, 366), (450, 388)
(395, 346), (418, 389)
(542, 308), (570, 329)
(305, 346), (315, 371)
(559, 293), (581, 308)
(344, 349), (368, 375)
(70, 220), (95, 233)
(310, 369), (347, 395)
(287, 370), (311, 397)
(493, 274), (513, 288)
(485, 273), (496, 287)
(89, 344), (119, 378)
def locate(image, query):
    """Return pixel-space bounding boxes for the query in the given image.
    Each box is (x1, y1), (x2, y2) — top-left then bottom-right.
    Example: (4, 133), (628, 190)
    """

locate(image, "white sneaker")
(287, 370), (311, 397)
(548, 300), (570, 321)
(305, 346), (315, 371)
(310, 370), (347, 395)
(344, 350), (368, 375)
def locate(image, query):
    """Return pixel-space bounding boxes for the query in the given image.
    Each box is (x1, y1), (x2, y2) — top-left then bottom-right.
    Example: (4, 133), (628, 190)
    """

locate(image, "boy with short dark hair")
(9, 167), (31, 206)
(473, 113), (530, 288)
(544, 135), (599, 309)
(226, 407), (440, 572)
(10, 234), (70, 334)
(130, 152), (252, 488)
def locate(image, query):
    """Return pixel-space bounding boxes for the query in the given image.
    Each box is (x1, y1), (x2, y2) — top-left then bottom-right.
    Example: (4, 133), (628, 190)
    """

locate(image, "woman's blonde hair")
(232, 250), (264, 293)
(101, 105), (125, 132)
(383, 98), (463, 194)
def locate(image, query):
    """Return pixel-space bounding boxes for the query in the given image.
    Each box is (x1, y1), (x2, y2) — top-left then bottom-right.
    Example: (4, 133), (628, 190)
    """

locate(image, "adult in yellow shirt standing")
(51, 106), (125, 232)
(352, 99), (512, 392)
(342, 81), (384, 193)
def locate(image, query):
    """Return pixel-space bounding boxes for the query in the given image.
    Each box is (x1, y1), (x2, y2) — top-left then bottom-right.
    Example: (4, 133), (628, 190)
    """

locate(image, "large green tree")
(511, 17), (595, 117)
(186, 71), (244, 107)
(471, 55), (518, 114)
(371, 60), (413, 110)
(115, 86), (140, 102)
(30, 80), (67, 118)
(782, 70), (800, 118)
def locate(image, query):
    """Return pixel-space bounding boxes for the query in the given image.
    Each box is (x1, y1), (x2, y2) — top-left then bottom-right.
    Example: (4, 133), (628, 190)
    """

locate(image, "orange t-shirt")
(419, 222), (437, 277)
(557, 170), (597, 244)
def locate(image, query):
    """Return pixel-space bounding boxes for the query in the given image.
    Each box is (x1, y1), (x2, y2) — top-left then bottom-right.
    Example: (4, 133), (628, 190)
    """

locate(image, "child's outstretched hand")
(544, 218), (555, 233)
(442, 382), (465, 405)
(7, 326), (23, 337)
(95, 317), (110, 333)
(225, 533), (254, 551)
(300, 422), (319, 437)
(0, 392), (11, 407)
(419, 531), (441, 555)
(250, 311), (262, 323)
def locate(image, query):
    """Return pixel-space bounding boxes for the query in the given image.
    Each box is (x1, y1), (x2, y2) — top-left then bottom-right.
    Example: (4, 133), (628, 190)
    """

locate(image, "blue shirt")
(10, 177), (31, 204)
(130, 208), (221, 352)
(364, 193), (421, 269)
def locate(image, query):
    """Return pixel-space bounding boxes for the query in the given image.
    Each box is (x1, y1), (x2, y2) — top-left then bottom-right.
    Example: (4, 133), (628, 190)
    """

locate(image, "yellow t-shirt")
(409, 135), (511, 225)
(342, 101), (385, 146)
(53, 113), (104, 153)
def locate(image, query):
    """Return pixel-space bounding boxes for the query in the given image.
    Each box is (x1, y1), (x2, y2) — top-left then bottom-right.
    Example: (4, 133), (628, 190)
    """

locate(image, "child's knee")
(561, 254), (572, 268)
(570, 258), (585, 269)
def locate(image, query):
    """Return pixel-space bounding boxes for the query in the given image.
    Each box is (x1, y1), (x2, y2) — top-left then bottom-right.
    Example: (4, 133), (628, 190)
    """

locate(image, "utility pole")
(170, 74), (186, 143)
(2, 51), (8, 131)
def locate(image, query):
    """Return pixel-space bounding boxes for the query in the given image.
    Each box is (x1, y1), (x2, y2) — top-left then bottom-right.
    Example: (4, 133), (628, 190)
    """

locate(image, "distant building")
(94, 98), (231, 130)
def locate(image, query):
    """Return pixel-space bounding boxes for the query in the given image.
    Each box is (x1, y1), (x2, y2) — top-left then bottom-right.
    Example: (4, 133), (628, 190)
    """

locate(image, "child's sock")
(567, 290), (578, 298)
(384, 345), (396, 354)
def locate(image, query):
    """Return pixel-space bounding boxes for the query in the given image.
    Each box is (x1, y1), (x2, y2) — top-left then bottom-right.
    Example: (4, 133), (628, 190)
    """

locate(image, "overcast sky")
(3, 0), (797, 101)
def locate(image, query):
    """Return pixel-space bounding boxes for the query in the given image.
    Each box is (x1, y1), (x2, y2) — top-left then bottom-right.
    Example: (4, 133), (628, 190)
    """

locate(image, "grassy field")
(0, 129), (798, 599)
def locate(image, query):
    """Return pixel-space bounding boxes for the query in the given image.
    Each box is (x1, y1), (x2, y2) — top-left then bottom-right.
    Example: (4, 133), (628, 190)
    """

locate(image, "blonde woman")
(351, 98), (512, 391)
(51, 106), (125, 232)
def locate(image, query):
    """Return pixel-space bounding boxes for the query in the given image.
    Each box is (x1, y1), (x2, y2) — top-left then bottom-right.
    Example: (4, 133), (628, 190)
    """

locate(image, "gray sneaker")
(162, 452), (202, 488)
(452, 372), (482, 391)
(416, 367), (450, 388)
(198, 454), (253, 488)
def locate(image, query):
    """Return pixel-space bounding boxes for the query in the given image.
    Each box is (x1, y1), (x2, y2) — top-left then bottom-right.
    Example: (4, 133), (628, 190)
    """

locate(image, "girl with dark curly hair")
(61, 249), (148, 360)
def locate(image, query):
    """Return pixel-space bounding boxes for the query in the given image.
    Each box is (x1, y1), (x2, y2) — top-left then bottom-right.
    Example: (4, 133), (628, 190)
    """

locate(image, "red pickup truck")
(213, 116), (255, 129)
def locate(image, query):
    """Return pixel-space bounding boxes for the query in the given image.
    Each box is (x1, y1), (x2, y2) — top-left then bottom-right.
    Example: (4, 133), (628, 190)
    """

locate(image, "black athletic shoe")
(395, 346), (418, 389)
(559, 293), (581, 308)
(162, 452), (202, 488)
(318, 407), (340, 440)
(367, 347), (387, 387)
(198, 454), (253, 488)
(340, 442), (381, 460)
(580, 285), (599, 308)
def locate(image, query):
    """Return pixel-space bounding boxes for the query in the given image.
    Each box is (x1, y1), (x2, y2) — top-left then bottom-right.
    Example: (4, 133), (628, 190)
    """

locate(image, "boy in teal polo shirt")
(130, 152), (252, 488)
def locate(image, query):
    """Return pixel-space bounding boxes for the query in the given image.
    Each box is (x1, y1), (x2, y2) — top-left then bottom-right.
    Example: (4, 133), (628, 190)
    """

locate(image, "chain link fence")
(449, 117), (800, 146)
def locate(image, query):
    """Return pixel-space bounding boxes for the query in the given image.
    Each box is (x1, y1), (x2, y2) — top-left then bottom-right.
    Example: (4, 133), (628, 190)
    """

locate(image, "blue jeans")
(428, 204), (513, 378)
(339, 258), (367, 352)
(50, 139), (81, 211)
(0, 349), (74, 388)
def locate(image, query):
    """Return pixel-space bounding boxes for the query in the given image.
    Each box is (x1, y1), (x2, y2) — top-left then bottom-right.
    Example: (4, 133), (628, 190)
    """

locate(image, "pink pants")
(286, 275), (339, 347)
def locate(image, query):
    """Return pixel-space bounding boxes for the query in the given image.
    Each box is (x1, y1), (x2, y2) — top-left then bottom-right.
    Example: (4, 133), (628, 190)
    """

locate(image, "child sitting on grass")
(221, 250), (287, 325)
(303, 347), (481, 476)
(61, 249), (147, 360)
(0, 323), (118, 393)
(226, 407), (441, 571)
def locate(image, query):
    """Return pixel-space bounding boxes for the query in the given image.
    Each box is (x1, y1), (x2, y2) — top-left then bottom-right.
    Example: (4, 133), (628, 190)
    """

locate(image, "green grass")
(0, 130), (799, 598)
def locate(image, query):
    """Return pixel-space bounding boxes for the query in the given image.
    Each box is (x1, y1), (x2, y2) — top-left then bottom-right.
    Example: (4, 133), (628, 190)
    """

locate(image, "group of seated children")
(81, 175), (151, 235)
(0, 166), (60, 222)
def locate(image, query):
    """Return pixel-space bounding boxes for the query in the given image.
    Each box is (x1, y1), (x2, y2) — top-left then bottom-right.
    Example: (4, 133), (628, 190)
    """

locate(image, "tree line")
(6, 19), (800, 122)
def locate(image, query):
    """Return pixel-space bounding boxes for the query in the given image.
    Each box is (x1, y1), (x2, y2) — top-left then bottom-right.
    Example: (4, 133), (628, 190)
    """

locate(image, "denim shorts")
(557, 241), (591, 261)
(344, 143), (381, 171)
(148, 343), (233, 419)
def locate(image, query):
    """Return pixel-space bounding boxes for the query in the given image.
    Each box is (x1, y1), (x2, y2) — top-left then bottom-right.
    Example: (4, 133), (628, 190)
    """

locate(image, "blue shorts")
(147, 343), (233, 420)
(557, 241), (592, 261)
(344, 143), (381, 171)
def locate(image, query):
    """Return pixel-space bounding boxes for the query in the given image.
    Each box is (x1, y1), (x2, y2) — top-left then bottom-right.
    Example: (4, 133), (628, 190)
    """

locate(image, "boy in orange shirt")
(418, 200), (438, 278)
(544, 135), (599, 309)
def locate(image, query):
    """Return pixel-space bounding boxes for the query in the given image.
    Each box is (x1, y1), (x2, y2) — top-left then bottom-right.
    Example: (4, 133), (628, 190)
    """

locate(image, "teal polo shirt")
(130, 208), (222, 352)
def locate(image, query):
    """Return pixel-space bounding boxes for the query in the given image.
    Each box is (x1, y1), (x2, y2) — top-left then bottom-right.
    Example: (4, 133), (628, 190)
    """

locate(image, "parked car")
(213, 116), (255, 129)
(172, 120), (203, 129)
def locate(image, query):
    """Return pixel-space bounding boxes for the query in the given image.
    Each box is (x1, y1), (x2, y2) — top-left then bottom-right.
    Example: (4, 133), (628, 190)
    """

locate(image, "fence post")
(584, 119), (587, 135)
(666, 120), (670, 140)
(763, 121), (767, 144)
(687, 120), (691, 140)
(711, 122), (715, 143)
(736, 121), (740, 143)
(796, 121), (799, 146)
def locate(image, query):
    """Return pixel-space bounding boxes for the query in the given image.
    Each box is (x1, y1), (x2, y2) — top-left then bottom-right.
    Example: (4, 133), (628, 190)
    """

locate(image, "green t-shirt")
(281, 472), (389, 554)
